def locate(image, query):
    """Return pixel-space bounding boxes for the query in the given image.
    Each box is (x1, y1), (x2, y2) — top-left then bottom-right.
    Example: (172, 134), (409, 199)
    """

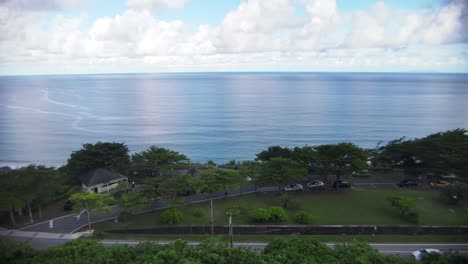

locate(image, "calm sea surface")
(0, 72), (467, 167)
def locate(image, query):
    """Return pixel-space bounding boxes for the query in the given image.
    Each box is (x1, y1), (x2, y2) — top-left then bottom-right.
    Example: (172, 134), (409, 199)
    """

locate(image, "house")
(78, 168), (128, 193)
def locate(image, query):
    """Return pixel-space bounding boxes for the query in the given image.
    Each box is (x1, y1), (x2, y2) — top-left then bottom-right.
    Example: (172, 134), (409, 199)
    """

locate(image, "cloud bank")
(1, 0), (467, 74)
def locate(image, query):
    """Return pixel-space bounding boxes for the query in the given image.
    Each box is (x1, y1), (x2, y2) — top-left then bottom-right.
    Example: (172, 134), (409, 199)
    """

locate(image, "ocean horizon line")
(2, 71), (468, 78)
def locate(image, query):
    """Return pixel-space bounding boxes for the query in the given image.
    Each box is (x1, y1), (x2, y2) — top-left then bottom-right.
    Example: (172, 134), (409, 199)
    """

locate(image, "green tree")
(388, 195), (421, 224)
(263, 237), (337, 264)
(119, 191), (152, 213)
(0, 171), (24, 226)
(376, 129), (468, 176)
(199, 169), (241, 193)
(315, 143), (368, 189)
(256, 146), (293, 161)
(69, 192), (115, 230)
(67, 142), (130, 178)
(291, 146), (319, 173)
(131, 146), (188, 178)
(159, 208), (183, 224)
(255, 157), (307, 190)
(335, 241), (417, 264)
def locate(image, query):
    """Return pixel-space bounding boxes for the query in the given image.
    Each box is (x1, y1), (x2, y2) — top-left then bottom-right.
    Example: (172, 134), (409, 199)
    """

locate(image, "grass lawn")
(93, 189), (468, 231)
(94, 233), (468, 243)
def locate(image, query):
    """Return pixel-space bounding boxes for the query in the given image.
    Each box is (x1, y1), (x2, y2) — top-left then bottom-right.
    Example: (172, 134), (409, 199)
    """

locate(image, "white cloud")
(423, 0), (468, 44)
(0, 0), (86, 10)
(1, 0), (467, 74)
(126, 0), (190, 11)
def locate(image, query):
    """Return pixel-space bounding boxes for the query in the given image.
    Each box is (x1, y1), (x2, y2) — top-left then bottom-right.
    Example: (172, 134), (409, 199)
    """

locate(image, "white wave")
(41, 89), (79, 108)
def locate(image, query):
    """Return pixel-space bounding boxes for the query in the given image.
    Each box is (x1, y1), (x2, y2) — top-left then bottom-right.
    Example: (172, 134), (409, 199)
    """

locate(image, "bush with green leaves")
(159, 208), (183, 224)
(251, 208), (271, 223)
(440, 183), (468, 205)
(268, 206), (288, 222)
(388, 195), (421, 224)
(251, 206), (288, 223)
(294, 212), (313, 224)
(192, 208), (204, 218)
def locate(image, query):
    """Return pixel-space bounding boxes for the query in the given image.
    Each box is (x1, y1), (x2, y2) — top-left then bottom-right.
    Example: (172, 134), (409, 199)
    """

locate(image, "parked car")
(332, 181), (351, 189)
(63, 200), (74, 211)
(431, 180), (449, 188)
(284, 184), (303, 192)
(307, 180), (325, 189)
(398, 179), (418, 187)
(412, 248), (442, 261)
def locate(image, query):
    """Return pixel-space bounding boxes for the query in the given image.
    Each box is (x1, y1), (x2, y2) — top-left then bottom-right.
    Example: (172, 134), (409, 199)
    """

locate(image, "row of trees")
(0, 166), (74, 226)
(2, 237), (466, 264)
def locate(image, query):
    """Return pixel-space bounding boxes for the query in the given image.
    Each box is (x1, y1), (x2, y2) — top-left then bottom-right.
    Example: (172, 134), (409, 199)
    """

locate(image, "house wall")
(83, 178), (128, 193)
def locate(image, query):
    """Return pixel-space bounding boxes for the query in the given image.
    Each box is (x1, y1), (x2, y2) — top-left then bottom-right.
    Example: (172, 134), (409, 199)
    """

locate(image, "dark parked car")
(398, 179), (418, 187)
(63, 200), (74, 211)
(332, 181), (351, 189)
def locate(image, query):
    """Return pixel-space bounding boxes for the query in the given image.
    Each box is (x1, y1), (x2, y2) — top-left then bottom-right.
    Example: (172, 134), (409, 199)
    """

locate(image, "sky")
(0, 0), (467, 75)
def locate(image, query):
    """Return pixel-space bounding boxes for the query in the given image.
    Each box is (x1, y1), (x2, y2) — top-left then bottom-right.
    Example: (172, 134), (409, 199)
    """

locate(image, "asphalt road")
(101, 241), (468, 257)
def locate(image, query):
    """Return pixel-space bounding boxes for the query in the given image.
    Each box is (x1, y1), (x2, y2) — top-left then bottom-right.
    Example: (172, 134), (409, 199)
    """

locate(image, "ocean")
(0, 72), (467, 167)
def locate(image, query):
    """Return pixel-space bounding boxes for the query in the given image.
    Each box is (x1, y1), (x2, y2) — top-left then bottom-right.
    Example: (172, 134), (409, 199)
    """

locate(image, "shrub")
(268, 206), (288, 223)
(225, 205), (242, 216)
(388, 196), (421, 224)
(193, 208), (204, 218)
(294, 212), (313, 224)
(251, 208), (270, 223)
(279, 194), (300, 210)
(160, 208), (183, 224)
(118, 211), (131, 222)
(440, 183), (468, 205)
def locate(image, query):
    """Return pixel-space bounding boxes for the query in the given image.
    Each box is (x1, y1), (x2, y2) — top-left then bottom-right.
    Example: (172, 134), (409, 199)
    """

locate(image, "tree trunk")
(335, 174), (341, 190)
(27, 200), (34, 224)
(38, 206), (43, 220)
(9, 207), (16, 226)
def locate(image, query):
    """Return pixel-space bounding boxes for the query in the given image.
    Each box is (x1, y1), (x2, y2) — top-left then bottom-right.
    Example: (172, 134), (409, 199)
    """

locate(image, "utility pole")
(210, 199), (214, 235)
(228, 212), (233, 248)
(85, 201), (91, 231)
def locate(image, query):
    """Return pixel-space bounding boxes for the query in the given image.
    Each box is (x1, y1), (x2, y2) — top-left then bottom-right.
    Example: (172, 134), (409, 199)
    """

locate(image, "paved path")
(18, 185), (257, 234)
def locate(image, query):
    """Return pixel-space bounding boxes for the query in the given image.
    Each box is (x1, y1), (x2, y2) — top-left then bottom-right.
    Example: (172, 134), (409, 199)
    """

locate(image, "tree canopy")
(375, 129), (468, 176)
(0, 237), (443, 264)
(131, 146), (188, 178)
(67, 142), (130, 178)
(315, 143), (368, 185)
(255, 157), (307, 188)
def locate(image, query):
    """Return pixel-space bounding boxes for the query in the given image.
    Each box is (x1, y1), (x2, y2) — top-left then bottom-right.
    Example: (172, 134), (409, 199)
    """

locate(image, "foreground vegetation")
(2, 237), (468, 264)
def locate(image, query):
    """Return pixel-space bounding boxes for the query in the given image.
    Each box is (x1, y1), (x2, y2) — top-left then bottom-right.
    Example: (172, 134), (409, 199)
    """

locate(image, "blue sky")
(0, 0), (467, 75)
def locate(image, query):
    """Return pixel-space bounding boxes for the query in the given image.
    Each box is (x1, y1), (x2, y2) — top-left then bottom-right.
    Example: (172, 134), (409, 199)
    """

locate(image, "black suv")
(332, 181), (351, 189)
(398, 179), (418, 187)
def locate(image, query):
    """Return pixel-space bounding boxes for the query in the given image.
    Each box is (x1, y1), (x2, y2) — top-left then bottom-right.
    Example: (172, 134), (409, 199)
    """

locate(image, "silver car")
(412, 249), (442, 261)
(306, 180), (325, 189)
(284, 184), (303, 192)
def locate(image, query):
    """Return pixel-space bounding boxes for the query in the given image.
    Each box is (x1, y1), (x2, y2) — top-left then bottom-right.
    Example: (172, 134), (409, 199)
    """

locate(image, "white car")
(306, 180), (325, 188)
(284, 184), (303, 192)
(412, 249), (442, 261)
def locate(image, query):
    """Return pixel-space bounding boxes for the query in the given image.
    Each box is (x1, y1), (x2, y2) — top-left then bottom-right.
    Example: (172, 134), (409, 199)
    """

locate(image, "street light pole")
(85, 201), (91, 231)
(228, 212), (233, 248)
(210, 199), (214, 235)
